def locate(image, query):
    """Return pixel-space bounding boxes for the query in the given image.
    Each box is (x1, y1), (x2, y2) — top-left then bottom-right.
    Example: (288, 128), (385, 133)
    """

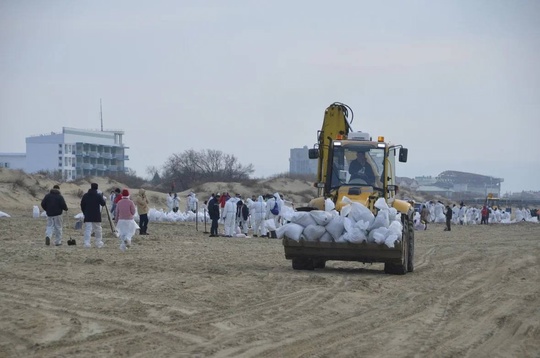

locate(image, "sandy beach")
(1, 209), (539, 357)
(0, 169), (539, 357)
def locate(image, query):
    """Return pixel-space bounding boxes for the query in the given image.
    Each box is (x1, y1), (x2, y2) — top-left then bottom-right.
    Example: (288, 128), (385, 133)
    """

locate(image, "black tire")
(313, 259), (326, 269)
(292, 258), (315, 270)
(384, 216), (410, 275)
(407, 215), (415, 272)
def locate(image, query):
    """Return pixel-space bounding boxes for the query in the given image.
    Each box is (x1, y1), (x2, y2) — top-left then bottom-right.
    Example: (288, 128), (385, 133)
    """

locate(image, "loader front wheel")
(292, 258), (314, 270)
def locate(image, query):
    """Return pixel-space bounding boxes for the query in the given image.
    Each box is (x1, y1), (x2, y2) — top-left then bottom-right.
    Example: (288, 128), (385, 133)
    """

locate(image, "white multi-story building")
(0, 127), (129, 181)
(289, 146), (317, 175)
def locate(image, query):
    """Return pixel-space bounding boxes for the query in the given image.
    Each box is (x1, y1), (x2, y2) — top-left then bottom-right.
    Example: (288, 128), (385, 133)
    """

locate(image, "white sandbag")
(374, 197), (390, 210)
(310, 210), (333, 226)
(384, 233), (399, 248)
(342, 227), (367, 244)
(280, 205), (296, 222)
(349, 202), (375, 226)
(340, 204), (352, 218)
(265, 219), (277, 232)
(291, 211), (317, 227)
(320, 231), (334, 242)
(326, 216), (345, 241)
(388, 220), (403, 237)
(355, 219), (370, 231)
(324, 198), (336, 212)
(33, 205), (40, 218)
(388, 207), (398, 222)
(343, 216), (354, 233)
(0, 211), (11, 218)
(370, 227), (389, 245)
(282, 223), (304, 241)
(303, 224), (326, 241)
(40, 211), (47, 217)
(369, 209), (390, 231)
(276, 225), (287, 239)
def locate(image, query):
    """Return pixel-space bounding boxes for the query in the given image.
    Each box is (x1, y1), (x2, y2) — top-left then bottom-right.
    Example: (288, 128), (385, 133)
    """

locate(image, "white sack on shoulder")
(291, 211), (317, 228)
(303, 224), (326, 241)
(310, 210), (334, 226)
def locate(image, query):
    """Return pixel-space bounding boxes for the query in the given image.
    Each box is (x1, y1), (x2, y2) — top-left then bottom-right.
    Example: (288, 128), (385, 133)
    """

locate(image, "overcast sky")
(1, 0), (539, 193)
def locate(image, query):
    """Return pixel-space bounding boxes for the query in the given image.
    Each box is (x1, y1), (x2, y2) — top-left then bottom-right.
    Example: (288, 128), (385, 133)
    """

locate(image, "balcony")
(101, 153), (113, 159)
(81, 163), (93, 170)
(89, 151), (99, 158)
(108, 165), (117, 171)
(95, 164), (107, 170)
(115, 154), (129, 160)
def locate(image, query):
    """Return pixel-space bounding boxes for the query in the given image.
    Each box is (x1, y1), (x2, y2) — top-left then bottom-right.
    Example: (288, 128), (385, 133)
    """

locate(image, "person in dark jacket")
(41, 184), (68, 246)
(444, 205), (453, 231)
(208, 194), (220, 237)
(348, 151), (375, 184)
(80, 183), (106, 248)
(236, 200), (250, 235)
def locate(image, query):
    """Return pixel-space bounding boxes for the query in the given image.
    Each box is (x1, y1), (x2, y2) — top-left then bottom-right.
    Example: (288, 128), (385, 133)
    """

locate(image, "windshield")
(329, 145), (385, 190)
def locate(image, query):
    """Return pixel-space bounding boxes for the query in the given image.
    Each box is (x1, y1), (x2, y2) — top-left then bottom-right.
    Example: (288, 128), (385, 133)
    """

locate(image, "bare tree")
(162, 149), (254, 191)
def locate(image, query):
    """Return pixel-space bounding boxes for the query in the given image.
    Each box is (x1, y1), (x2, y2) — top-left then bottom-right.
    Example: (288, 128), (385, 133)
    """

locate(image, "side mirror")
(308, 148), (319, 159)
(399, 148), (408, 163)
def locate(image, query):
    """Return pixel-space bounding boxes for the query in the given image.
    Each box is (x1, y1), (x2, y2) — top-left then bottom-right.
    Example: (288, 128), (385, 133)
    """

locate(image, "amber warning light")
(378, 136), (385, 142)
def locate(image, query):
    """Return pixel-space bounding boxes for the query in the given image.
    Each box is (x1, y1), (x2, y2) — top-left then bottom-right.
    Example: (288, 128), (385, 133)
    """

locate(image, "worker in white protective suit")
(166, 192), (174, 213)
(186, 192), (198, 213)
(265, 192), (282, 229)
(250, 196), (267, 237)
(222, 196), (238, 237)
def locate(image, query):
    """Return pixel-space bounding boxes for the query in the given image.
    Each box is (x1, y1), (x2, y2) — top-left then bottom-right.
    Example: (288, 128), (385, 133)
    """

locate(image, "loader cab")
(324, 136), (408, 199)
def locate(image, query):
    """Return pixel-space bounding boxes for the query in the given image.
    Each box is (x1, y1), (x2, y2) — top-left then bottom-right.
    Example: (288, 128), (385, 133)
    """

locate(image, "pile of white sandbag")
(277, 197), (403, 248)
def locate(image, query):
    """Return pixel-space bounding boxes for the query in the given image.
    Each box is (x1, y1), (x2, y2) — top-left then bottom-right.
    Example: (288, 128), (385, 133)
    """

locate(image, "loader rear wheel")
(292, 258), (315, 270)
(407, 216), (415, 272)
(313, 259), (326, 269)
(384, 216), (411, 275)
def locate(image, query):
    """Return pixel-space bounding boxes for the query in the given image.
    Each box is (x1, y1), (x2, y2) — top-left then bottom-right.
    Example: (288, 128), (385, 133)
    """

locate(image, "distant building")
(0, 127), (129, 181)
(416, 170), (503, 199)
(289, 146), (317, 175)
(0, 153), (26, 170)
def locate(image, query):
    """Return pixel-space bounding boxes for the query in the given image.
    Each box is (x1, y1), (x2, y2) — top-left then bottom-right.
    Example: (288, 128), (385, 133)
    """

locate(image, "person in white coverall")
(186, 192), (198, 213)
(222, 196), (238, 237)
(265, 193), (281, 229)
(250, 196), (267, 237)
(166, 192), (174, 213)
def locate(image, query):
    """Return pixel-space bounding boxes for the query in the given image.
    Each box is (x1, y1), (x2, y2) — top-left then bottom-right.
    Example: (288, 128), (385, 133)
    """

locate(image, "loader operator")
(348, 151), (375, 185)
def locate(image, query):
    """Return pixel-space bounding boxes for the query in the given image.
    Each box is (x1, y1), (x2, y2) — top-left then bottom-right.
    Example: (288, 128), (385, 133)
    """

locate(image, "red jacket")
(219, 195), (227, 208)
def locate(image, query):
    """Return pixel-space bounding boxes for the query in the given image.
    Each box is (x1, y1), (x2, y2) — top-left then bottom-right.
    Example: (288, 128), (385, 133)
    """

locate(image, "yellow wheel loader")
(282, 102), (414, 274)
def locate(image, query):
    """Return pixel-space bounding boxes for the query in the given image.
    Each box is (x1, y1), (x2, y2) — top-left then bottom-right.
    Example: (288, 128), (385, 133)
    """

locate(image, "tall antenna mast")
(100, 98), (103, 131)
